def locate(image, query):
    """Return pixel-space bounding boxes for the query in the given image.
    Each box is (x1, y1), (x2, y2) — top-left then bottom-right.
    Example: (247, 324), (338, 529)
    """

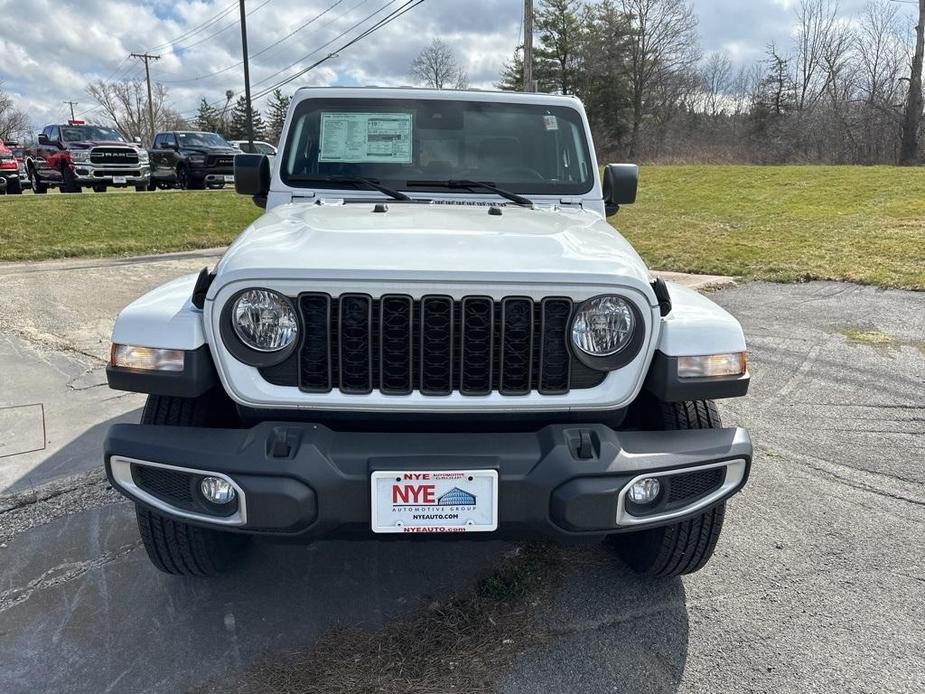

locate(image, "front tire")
(8, 179), (22, 194)
(30, 167), (48, 194)
(608, 400), (728, 578)
(92, 184), (107, 193)
(134, 391), (246, 576)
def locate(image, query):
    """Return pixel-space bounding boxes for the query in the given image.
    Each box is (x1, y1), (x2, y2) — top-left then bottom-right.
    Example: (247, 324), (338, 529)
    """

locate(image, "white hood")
(212, 202), (654, 298)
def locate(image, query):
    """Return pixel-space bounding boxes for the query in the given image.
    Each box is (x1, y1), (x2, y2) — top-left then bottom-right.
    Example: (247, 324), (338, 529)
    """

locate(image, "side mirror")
(37, 134), (50, 146)
(133, 136), (142, 144)
(235, 153), (270, 207)
(602, 163), (639, 216)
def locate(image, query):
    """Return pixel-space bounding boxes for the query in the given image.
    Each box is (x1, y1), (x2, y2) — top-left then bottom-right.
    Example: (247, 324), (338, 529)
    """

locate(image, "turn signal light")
(110, 344), (185, 372)
(677, 352), (747, 379)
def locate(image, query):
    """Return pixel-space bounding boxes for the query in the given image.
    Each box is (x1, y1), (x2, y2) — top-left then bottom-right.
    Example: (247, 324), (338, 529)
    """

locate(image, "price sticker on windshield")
(319, 112), (413, 164)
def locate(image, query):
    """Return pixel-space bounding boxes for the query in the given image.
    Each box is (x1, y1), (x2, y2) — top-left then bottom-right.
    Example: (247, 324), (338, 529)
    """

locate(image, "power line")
(176, 0), (404, 118)
(156, 0), (353, 84)
(145, 1), (240, 53)
(250, 0), (424, 101)
(177, 0), (422, 121)
(164, 0), (272, 54)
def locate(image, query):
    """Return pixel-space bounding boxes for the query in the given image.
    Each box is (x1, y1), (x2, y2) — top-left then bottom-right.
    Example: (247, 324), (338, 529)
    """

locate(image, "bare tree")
(701, 50), (733, 116)
(793, 0), (841, 112)
(86, 79), (185, 142)
(0, 83), (29, 142)
(410, 39), (468, 90)
(619, 0), (701, 157)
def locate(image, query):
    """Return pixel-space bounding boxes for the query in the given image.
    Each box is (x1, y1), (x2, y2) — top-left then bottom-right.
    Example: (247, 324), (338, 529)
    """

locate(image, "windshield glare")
(178, 132), (230, 148)
(62, 127), (125, 143)
(280, 98), (593, 196)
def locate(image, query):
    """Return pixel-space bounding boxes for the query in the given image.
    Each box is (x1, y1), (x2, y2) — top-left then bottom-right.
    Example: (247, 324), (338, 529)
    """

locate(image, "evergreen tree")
(265, 89), (291, 146)
(194, 98), (221, 133)
(496, 46), (525, 91)
(228, 95), (267, 141)
(535, 0), (585, 95)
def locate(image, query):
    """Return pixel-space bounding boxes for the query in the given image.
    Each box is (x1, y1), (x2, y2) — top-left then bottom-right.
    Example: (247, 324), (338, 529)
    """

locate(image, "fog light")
(628, 478), (661, 505)
(200, 477), (236, 505)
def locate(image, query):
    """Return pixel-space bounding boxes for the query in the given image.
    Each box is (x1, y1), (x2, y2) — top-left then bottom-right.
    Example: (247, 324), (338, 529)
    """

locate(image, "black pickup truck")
(148, 131), (239, 190)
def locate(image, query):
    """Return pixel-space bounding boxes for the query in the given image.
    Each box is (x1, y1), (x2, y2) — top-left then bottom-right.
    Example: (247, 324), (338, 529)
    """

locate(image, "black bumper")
(104, 421), (752, 541)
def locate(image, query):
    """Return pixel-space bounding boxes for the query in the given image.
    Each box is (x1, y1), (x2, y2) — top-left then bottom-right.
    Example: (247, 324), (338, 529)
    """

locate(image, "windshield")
(280, 97), (593, 196)
(178, 132), (230, 148)
(61, 126), (125, 143)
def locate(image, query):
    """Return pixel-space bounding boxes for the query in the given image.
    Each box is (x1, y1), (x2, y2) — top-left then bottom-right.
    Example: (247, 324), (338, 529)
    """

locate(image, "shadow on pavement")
(1, 408), (143, 495)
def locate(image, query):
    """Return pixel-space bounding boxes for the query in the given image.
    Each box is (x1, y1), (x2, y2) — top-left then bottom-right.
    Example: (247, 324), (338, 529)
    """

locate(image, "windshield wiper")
(288, 175), (411, 201)
(405, 179), (533, 207)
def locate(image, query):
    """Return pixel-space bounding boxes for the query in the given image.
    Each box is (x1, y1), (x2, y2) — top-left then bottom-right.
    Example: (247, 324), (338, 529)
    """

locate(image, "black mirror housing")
(602, 163), (639, 216)
(234, 153), (270, 206)
(37, 134), (50, 146)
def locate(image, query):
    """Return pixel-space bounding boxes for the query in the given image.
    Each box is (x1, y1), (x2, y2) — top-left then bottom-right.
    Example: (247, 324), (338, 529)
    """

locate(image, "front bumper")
(72, 162), (150, 185)
(104, 422), (752, 540)
(190, 166), (234, 184)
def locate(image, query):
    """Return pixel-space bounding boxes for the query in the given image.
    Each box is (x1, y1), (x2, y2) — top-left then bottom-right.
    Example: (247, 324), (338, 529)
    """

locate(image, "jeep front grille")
(90, 147), (139, 165)
(265, 293), (606, 396)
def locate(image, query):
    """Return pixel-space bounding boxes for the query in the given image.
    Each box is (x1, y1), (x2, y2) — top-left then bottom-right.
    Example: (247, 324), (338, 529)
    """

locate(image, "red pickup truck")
(0, 141), (23, 194)
(25, 121), (150, 193)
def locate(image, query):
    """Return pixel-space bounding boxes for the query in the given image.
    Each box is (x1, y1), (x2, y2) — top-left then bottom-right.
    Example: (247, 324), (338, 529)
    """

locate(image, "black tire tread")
(135, 392), (245, 576)
(612, 399), (728, 578)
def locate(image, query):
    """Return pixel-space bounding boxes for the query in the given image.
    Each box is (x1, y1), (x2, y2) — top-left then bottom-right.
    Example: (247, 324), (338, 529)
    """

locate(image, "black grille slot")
(539, 298), (573, 394)
(500, 298), (534, 395)
(299, 293), (331, 392)
(380, 295), (413, 394)
(90, 147), (139, 164)
(289, 294), (608, 396)
(420, 296), (454, 395)
(338, 294), (373, 393)
(460, 297), (494, 395)
(133, 465), (193, 503)
(667, 467), (725, 503)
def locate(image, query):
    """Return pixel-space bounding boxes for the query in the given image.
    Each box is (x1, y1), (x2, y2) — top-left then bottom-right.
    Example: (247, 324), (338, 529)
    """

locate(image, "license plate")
(224, 175), (235, 183)
(371, 470), (498, 534)
(113, 176), (127, 184)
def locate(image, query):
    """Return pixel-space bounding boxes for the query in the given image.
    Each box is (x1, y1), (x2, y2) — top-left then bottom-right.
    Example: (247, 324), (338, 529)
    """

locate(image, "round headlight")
(571, 295), (635, 357)
(232, 289), (298, 352)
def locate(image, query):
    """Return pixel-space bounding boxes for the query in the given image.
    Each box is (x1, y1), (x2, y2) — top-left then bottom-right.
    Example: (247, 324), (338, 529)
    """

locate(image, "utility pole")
(898, 0), (924, 164)
(131, 52), (161, 145)
(64, 101), (79, 121)
(523, 0), (534, 93)
(238, 0), (255, 148)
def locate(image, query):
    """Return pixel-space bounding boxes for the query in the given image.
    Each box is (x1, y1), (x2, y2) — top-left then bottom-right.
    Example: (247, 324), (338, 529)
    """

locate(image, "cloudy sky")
(0, 0), (916, 131)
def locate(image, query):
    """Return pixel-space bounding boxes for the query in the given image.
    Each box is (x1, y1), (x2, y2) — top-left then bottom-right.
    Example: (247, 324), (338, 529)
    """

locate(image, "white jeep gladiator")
(105, 87), (752, 578)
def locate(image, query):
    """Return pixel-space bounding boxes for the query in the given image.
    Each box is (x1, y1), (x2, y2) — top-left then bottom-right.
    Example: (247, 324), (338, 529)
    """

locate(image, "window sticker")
(318, 112), (413, 163)
(543, 115), (558, 131)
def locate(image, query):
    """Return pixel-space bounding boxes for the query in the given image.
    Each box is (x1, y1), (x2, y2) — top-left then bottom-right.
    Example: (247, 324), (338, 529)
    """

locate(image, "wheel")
(8, 179), (22, 194)
(135, 182), (148, 192)
(92, 184), (107, 193)
(176, 165), (203, 190)
(608, 400), (728, 578)
(134, 391), (247, 576)
(61, 167), (82, 193)
(30, 167), (48, 194)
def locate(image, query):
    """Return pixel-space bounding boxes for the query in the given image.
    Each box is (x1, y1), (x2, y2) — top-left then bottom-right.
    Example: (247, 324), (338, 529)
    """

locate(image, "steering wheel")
(495, 166), (545, 181)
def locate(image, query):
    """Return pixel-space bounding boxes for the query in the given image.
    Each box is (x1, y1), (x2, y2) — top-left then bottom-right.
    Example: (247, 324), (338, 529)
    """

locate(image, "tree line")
(494, 0), (923, 165)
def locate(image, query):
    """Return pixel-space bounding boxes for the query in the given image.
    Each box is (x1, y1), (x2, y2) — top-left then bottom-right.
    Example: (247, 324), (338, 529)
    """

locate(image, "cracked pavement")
(0, 266), (922, 693)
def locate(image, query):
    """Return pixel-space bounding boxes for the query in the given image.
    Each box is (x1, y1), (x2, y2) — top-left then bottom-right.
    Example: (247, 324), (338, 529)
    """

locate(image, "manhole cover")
(0, 404), (46, 459)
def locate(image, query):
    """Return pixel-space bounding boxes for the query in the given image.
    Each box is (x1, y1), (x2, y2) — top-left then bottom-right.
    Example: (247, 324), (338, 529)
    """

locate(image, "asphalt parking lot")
(0, 262), (922, 693)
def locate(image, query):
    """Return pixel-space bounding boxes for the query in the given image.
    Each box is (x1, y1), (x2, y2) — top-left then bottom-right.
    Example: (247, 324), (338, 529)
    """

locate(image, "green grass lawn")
(614, 165), (925, 290)
(1, 167), (922, 290)
(0, 190), (260, 262)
